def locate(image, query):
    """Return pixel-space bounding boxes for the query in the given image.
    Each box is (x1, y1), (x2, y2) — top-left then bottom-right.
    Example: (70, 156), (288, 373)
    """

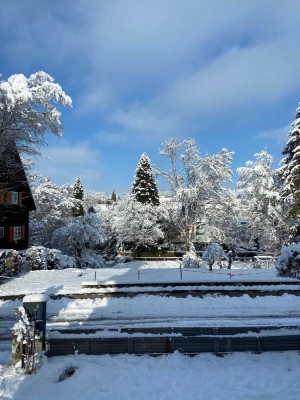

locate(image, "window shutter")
(18, 192), (23, 206)
(9, 227), (14, 242)
(21, 225), (26, 240)
(7, 192), (12, 204)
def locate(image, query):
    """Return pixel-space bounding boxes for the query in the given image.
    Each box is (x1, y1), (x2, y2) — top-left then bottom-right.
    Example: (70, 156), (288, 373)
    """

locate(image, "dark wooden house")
(0, 143), (36, 250)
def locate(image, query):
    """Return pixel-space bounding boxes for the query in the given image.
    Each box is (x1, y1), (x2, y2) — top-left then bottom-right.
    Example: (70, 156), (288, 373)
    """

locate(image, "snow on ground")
(43, 294), (300, 326)
(1, 261), (300, 399)
(1, 262), (300, 329)
(2, 293), (300, 330)
(0, 261), (295, 298)
(0, 351), (300, 400)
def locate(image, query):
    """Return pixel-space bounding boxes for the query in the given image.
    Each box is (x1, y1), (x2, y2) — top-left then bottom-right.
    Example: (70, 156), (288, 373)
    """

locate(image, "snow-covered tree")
(132, 153), (160, 206)
(280, 103), (300, 219)
(202, 242), (224, 271)
(157, 138), (184, 192)
(110, 195), (164, 250)
(51, 212), (106, 268)
(0, 72), (71, 191)
(30, 178), (78, 246)
(237, 150), (284, 252)
(111, 190), (117, 202)
(0, 71), (71, 155)
(72, 177), (84, 217)
(157, 139), (234, 247)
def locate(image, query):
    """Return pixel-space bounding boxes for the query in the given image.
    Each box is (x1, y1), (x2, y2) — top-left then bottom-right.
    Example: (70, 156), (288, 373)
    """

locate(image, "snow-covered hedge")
(182, 243), (200, 268)
(276, 243), (300, 279)
(25, 246), (76, 270)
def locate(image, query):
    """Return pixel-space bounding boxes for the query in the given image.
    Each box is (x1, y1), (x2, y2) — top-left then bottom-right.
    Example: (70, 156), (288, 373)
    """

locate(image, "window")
(0, 227), (4, 238)
(5, 158), (13, 168)
(11, 192), (18, 205)
(13, 226), (21, 240)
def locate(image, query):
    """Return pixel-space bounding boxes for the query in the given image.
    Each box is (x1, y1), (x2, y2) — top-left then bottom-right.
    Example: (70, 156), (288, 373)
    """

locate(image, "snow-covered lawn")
(1, 261), (300, 400)
(0, 261), (294, 298)
(0, 351), (299, 400)
(1, 262), (300, 330)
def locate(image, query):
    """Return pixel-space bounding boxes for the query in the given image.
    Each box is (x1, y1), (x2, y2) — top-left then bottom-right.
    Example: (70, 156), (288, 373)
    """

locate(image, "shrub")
(202, 242), (224, 271)
(25, 246), (76, 270)
(182, 243), (200, 268)
(115, 254), (133, 264)
(276, 243), (300, 279)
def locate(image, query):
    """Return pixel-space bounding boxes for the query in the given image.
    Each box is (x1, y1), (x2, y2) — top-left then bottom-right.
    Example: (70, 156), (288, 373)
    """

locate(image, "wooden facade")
(0, 143), (36, 250)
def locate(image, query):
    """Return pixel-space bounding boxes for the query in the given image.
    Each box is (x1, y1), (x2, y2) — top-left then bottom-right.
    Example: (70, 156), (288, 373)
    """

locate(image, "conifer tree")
(280, 103), (300, 217)
(72, 177), (84, 217)
(111, 190), (117, 202)
(132, 153), (160, 206)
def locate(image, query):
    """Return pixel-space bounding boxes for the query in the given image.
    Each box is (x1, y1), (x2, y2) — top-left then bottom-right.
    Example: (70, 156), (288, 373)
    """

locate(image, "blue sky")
(1, 0), (300, 193)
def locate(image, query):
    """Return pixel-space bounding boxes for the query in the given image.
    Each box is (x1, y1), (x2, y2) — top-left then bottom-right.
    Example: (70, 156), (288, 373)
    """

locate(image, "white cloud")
(34, 141), (102, 190)
(159, 39), (300, 115)
(2, 0), (300, 140)
(109, 104), (178, 134)
(257, 124), (291, 146)
(95, 131), (130, 145)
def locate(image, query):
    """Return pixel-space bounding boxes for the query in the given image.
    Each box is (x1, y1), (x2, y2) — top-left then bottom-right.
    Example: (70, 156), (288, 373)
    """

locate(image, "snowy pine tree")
(111, 190), (117, 202)
(280, 103), (300, 218)
(132, 153), (159, 206)
(72, 177), (84, 217)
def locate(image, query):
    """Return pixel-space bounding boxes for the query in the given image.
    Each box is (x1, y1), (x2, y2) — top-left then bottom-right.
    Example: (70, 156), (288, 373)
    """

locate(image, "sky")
(1, 0), (300, 193)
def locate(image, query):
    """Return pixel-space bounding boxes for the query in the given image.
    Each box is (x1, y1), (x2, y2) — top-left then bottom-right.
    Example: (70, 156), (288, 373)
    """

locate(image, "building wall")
(0, 191), (31, 250)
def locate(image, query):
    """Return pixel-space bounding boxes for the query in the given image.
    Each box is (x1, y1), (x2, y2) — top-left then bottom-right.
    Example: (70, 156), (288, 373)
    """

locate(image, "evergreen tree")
(111, 190), (117, 202)
(72, 177), (84, 217)
(280, 103), (300, 218)
(132, 153), (160, 206)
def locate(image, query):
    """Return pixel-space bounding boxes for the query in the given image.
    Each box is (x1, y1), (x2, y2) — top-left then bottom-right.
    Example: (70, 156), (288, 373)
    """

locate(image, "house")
(0, 142), (36, 250)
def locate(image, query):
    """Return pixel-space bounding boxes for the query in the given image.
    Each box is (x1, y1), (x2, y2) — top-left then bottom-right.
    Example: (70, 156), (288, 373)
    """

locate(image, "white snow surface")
(22, 294), (50, 303)
(1, 261), (300, 399)
(0, 261), (295, 298)
(1, 262), (300, 328)
(0, 352), (300, 400)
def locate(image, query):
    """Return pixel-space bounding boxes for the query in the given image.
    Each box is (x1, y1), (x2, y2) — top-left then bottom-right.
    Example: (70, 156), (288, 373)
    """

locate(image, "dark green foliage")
(281, 104), (300, 217)
(72, 177), (84, 217)
(132, 153), (160, 206)
(111, 190), (117, 202)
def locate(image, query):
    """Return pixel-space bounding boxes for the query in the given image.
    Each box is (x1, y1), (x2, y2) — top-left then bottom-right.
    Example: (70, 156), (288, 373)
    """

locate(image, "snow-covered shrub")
(182, 243), (200, 268)
(276, 243), (300, 279)
(14, 306), (45, 374)
(202, 242), (224, 271)
(25, 246), (76, 270)
(79, 250), (106, 268)
(115, 254), (133, 263)
(51, 212), (107, 268)
(30, 178), (79, 247)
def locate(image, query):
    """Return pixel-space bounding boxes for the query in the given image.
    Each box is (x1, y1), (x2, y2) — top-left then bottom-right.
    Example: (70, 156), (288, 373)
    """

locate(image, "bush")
(276, 243), (300, 279)
(182, 243), (200, 268)
(202, 242), (224, 271)
(79, 250), (106, 268)
(115, 254), (133, 264)
(25, 246), (76, 270)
